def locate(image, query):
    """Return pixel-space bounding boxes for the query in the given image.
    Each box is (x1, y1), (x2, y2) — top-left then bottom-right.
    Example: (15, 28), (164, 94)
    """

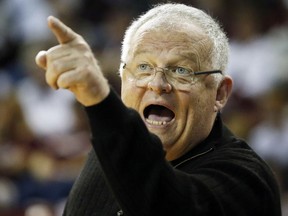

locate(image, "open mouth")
(144, 105), (175, 126)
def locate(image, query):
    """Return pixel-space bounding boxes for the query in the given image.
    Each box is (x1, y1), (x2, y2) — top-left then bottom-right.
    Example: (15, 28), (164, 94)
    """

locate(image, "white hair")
(120, 3), (229, 77)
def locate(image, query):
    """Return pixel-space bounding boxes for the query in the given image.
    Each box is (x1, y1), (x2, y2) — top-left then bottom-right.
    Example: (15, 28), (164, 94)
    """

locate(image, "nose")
(147, 71), (172, 94)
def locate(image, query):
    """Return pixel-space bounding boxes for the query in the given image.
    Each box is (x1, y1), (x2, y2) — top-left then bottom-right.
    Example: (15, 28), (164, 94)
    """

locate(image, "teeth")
(146, 119), (167, 125)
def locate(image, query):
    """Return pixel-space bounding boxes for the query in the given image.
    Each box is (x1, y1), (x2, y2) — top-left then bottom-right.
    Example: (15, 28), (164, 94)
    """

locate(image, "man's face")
(121, 23), (219, 161)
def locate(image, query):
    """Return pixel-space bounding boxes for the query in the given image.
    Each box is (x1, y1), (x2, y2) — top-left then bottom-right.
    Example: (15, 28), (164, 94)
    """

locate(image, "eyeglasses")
(122, 62), (222, 91)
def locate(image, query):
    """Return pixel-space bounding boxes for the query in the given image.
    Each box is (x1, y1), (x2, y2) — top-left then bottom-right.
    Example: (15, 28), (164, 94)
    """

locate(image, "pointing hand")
(35, 16), (109, 106)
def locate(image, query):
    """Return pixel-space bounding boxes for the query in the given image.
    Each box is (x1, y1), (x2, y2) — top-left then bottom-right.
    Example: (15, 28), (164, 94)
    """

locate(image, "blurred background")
(0, 0), (287, 215)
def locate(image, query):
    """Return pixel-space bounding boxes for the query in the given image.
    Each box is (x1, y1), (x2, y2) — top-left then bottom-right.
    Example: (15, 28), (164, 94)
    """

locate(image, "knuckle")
(57, 74), (68, 89)
(46, 45), (61, 56)
(83, 51), (94, 62)
(75, 41), (90, 52)
(79, 64), (90, 76)
(50, 60), (62, 73)
(75, 67), (85, 80)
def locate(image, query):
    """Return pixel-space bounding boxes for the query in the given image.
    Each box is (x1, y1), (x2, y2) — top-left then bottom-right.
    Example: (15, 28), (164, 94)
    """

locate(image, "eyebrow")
(172, 50), (201, 69)
(177, 51), (199, 62)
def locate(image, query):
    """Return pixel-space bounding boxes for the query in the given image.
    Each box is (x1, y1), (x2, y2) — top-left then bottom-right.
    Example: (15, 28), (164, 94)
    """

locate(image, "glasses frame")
(122, 63), (222, 77)
(121, 62), (222, 90)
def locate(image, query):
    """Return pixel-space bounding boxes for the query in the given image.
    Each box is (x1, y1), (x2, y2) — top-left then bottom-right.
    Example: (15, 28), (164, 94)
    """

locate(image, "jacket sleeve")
(85, 89), (281, 216)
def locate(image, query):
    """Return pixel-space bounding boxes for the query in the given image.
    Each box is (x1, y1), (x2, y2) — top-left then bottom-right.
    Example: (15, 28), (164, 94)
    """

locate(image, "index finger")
(48, 16), (78, 44)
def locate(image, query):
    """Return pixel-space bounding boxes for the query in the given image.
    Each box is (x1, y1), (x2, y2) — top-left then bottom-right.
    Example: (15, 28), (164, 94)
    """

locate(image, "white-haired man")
(36, 3), (281, 216)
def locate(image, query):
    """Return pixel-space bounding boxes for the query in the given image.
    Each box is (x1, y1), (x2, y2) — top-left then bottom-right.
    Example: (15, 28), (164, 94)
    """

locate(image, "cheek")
(183, 95), (214, 144)
(185, 88), (216, 123)
(196, 82), (216, 110)
(121, 78), (142, 108)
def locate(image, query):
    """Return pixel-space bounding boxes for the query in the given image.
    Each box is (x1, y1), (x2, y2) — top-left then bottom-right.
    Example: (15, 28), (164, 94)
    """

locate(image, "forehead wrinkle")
(129, 28), (192, 57)
(132, 39), (201, 59)
(192, 37), (214, 70)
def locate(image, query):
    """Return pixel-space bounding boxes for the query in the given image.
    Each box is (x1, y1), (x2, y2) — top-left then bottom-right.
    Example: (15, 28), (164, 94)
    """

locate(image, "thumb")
(47, 16), (78, 44)
(35, 50), (47, 69)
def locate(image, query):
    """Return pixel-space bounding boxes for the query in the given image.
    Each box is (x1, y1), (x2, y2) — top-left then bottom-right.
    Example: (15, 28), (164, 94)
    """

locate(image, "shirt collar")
(170, 113), (234, 167)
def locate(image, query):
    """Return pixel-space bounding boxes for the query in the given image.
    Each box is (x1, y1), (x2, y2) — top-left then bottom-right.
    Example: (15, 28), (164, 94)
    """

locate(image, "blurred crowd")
(0, 0), (287, 215)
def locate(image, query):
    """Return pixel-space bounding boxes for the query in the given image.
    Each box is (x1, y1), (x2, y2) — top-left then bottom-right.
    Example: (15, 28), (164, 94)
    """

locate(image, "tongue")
(147, 106), (174, 122)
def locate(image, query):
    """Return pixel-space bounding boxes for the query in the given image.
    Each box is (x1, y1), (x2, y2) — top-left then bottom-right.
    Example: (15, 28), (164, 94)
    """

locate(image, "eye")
(137, 63), (152, 72)
(172, 67), (191, 75)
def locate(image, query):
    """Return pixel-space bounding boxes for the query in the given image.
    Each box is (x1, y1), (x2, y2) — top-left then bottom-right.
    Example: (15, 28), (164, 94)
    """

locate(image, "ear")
(214, 75), (233, 112)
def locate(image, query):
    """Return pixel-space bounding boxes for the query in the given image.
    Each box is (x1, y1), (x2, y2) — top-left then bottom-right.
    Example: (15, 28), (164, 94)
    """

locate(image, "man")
(35, 3), (281, 216)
